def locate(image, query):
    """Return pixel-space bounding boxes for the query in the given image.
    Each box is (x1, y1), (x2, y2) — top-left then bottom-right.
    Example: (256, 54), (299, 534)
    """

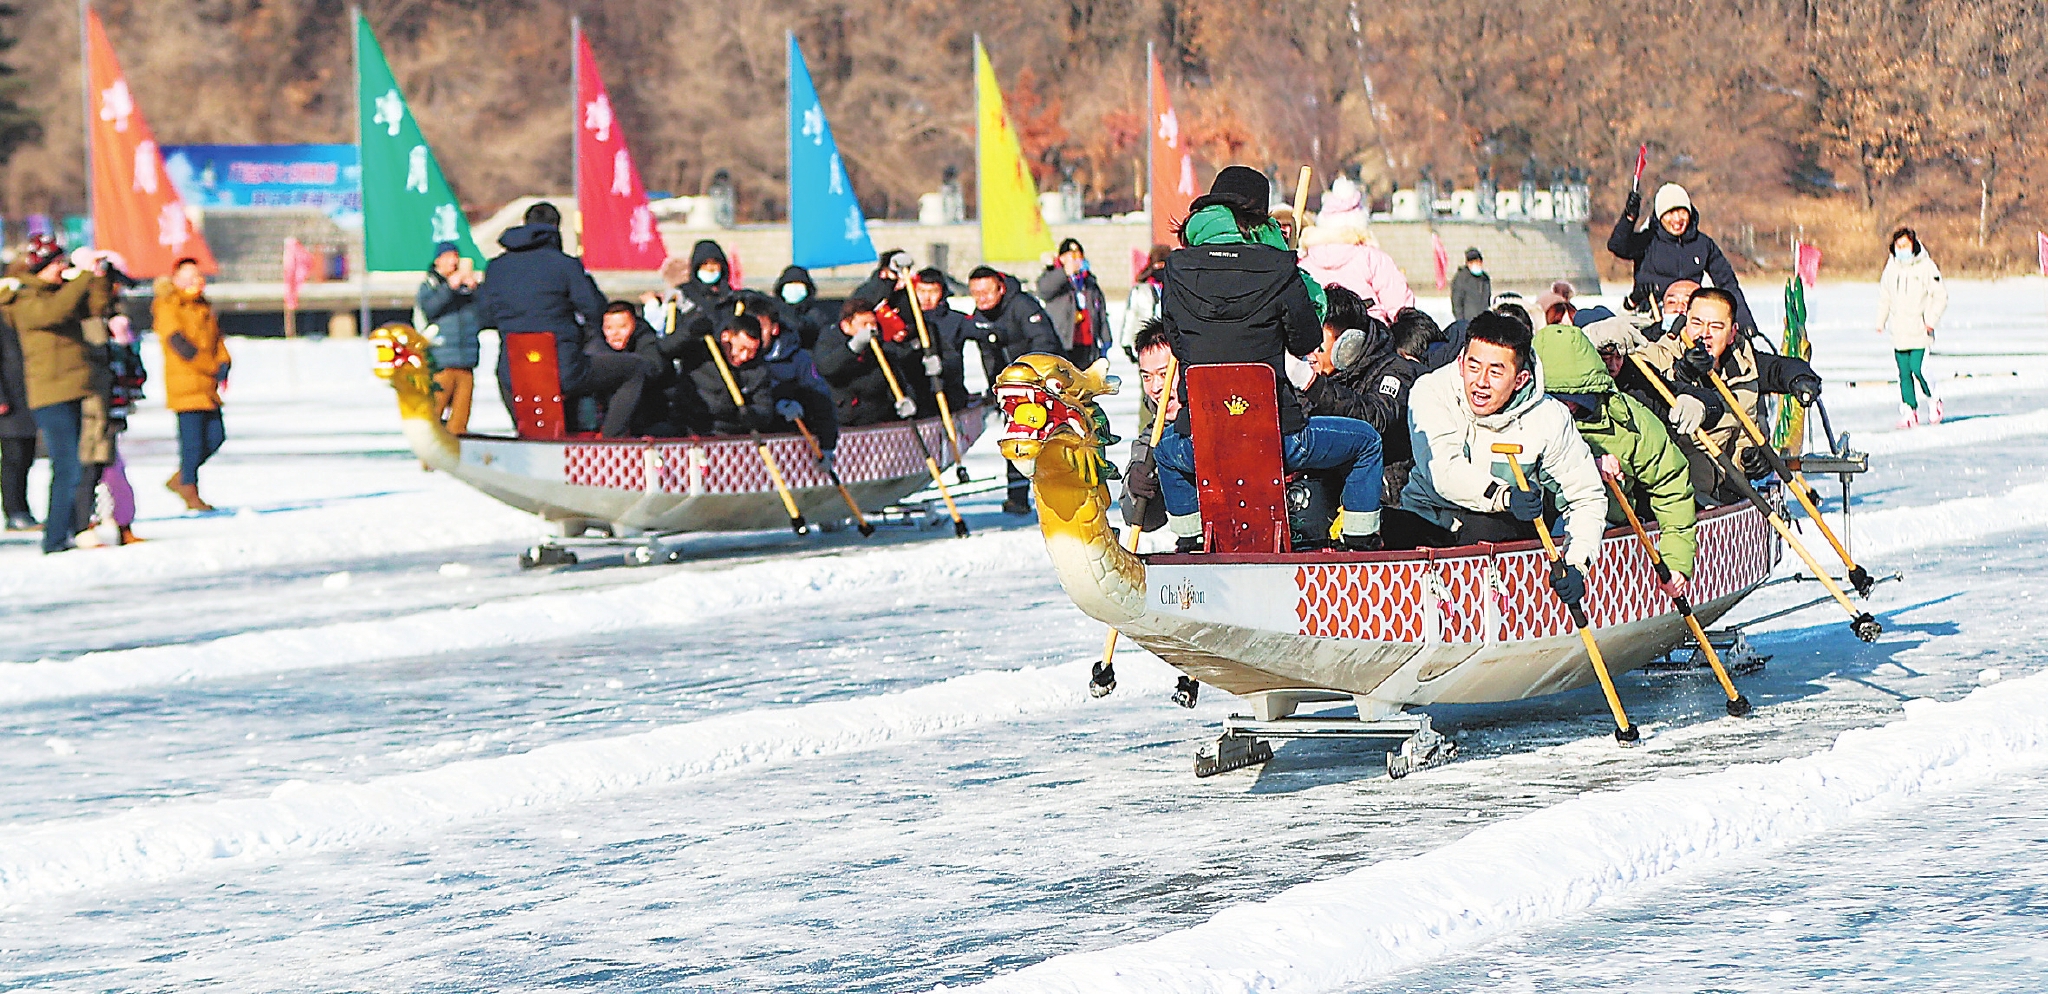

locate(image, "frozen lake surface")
(3, 280), (2047, 991)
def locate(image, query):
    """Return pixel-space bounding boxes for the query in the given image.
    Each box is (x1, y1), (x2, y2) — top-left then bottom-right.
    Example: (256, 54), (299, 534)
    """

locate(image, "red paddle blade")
(1632, 144), (1648, 189)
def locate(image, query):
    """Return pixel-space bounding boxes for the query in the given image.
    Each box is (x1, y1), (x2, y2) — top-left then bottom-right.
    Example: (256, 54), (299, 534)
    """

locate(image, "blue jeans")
(1154, 415), (1385, 519)
(31, 401), (82, 553)
(178, 409), (226, 486)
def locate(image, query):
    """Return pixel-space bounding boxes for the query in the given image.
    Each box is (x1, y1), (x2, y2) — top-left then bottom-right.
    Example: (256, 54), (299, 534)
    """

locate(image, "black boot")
(1174, 534), (1204, 554)
(1002, 493), (1032, 515)
(1342, 532), (1385, 552)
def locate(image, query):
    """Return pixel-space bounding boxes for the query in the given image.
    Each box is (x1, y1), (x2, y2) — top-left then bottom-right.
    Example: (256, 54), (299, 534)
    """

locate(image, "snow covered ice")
(5, 280), (2048, 991)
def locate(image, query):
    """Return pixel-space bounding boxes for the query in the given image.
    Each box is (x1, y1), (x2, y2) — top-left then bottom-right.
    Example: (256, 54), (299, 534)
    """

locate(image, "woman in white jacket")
(1875, 227), (1948, 428)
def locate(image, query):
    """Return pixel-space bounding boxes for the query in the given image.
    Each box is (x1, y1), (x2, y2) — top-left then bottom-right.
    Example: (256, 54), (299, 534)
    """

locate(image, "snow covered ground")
(3, 279), (2047, 991)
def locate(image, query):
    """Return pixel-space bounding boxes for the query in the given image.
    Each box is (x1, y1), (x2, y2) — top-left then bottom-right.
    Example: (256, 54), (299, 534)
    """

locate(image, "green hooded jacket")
(1532, 323), (1697, 576)
(1181, 204), (1327, 320)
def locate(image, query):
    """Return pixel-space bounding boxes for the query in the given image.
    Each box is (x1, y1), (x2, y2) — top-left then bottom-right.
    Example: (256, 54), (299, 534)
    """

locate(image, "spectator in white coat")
(1875, 226), (1948, 428)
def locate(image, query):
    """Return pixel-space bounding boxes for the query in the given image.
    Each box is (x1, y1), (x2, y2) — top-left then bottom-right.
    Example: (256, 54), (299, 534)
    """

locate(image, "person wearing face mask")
(773, 265), (834, 349)
(1649, 279), (1699, 342)
(1450, 248), (1491, 324)
(1875, 227), (1947, 429)
(1035, 238), (1111, 367)
(1608, 183), (1755, 332)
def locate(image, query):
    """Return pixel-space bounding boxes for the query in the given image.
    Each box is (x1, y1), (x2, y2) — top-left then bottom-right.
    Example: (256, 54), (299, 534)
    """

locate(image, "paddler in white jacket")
(1386, 311), (1608, 600)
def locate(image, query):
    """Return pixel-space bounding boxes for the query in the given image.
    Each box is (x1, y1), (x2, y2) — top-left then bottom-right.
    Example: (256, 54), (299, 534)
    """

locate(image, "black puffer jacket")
(0, 313), (32, 438)
(1161, 238), (1322, 435)
(813, 329), (928, 427)
(477, 223), (607, 388)
(968, 274), (1062, 386)
(923, 303), (973, 408)
(773, 265), (836, 349)
(1607, 206), (1755, 331)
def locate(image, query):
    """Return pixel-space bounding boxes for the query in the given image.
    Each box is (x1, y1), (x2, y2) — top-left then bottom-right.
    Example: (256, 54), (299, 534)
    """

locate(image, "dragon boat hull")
(430, 413), (983, 534)
(1093, 500), (1776, 707)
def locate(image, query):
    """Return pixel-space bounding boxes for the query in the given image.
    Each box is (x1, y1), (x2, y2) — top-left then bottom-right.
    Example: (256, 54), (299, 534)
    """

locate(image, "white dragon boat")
(992, 354), (1795, 777)
(369, 325), (986, 565)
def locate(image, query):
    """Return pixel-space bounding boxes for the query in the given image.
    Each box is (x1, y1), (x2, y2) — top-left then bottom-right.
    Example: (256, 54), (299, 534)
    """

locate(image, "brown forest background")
(0, 0), (2045, 279)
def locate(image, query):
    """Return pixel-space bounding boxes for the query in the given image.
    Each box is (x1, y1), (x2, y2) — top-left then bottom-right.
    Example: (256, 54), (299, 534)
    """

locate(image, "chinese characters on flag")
(85, 9), (216, 279)
(575, 32), (666, 271)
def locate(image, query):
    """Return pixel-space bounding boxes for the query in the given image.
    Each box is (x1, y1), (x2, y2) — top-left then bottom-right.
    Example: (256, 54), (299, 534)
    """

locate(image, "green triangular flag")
(356, 12), (482, 272)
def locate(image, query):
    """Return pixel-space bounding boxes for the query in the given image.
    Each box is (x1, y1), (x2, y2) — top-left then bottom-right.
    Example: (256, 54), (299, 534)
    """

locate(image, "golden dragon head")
(993, 354), (1119, 470)
(369, 323), (440, 421)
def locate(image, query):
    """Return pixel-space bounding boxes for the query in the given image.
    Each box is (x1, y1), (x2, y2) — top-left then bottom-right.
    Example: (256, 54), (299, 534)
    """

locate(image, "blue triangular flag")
(789, 34), (876, 271)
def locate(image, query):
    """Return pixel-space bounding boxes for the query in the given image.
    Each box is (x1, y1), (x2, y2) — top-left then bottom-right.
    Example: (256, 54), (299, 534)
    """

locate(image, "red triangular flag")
(1431, 232), (1449, 290)
(1148, 49), (1196, 248)
(575, 32), (667, 271)
(85, 10), (215, 279)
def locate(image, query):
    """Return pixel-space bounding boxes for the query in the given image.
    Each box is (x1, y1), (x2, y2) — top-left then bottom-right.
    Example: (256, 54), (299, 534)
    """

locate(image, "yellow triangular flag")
(975, 38), (1055, 263)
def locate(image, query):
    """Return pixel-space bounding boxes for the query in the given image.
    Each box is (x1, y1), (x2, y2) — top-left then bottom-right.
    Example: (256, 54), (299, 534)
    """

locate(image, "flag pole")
(79, 0), (93, 243)
(1144, 40), (1153, 226)
(785, 30), (794, 252)
(570, 14), (580, 256)
(353, 5), (370, 339)
(972, 34), (982, 232)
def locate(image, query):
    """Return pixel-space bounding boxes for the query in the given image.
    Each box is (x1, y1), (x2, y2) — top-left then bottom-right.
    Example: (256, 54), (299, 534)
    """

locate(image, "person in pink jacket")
(1298, 177), (1416, 325)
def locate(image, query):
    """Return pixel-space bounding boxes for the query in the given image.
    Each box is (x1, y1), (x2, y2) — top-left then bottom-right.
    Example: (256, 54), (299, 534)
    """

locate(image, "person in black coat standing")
(967, 266), (1063, 514)
(0, 308), (36, 531)
(1607, 183), (1755, 332)
(477, 201), (652, 437)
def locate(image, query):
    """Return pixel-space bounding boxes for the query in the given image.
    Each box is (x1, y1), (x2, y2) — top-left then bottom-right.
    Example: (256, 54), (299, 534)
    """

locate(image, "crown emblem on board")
(1224, 395), (1249, 415)
(525, 350), (543, 363)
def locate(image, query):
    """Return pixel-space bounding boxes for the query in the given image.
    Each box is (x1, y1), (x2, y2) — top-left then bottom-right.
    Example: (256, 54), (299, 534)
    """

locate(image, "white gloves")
(847, 327), (874, 354)
(895, 396), (917, 418)
(1283, 353), (1316, 391)
(1668, 394), (1707, 435)
(923, 354), (944, 377)
(1580, 316), (1646, 355)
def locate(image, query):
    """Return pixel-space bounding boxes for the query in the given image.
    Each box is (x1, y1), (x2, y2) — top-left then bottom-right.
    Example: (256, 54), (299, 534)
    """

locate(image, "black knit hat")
(1208, 165), (1270, 207)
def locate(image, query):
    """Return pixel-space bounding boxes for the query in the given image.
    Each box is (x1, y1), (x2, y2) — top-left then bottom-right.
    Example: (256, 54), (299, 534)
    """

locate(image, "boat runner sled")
(994, 354), (1809, 778)
(370, 325), (986, 566)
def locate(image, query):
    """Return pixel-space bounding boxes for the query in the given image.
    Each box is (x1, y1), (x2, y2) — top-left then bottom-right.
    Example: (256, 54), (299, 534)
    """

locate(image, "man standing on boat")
(1152, 165), (1386, 553)
(1388, 312), (1606, 599)
(478, 201), (653, 438)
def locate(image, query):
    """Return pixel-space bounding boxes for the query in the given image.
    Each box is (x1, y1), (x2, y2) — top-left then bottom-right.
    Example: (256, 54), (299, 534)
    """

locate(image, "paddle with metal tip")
(793, 417), (874, 537)
(701, 305), (808, 535)
(903, 276), (973, 486)
(1701, 367), (1873, 596)
(867, 338), (970, 537)
(1629, 355), (1881, 642)
(1492, 442), (1640, 744)
(1093, 356), (1179, 698)
(1604, 476), (1753, 716)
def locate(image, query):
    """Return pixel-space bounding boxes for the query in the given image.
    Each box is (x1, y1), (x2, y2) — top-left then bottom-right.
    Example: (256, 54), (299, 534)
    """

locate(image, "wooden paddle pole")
(1629, 354), (1880, 642)
(1494, 443), (1639, 743)
(1701, 367), (1872, 595)
(1093, 355), (1179, 699)
(704, 317), (808, 535)
(1289, 166), (1312, 250)
(869, 338), (970, 537)
(903, 281), (969, 484)
(794, 416), (874, 537)
(1604, 476), (1752, 716)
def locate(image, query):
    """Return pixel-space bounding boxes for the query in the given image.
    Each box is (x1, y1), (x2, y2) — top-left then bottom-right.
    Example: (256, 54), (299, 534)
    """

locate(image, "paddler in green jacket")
(1532, 312), (1697, 598)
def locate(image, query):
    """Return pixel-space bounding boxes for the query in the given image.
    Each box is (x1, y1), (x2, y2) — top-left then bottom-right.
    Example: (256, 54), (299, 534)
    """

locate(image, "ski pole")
(1604, 476), (1752, 716)
(793, 416), (874, 537)
(868, 337), (969, 537)
(903, 278), (969, 484)
(1093, 354), (1178, 699)
(1493, 443), (1638, 743)
(1702, 367), (1872, 595)
(1629, 354), (1880, 642)
(704, 310), (808, 535)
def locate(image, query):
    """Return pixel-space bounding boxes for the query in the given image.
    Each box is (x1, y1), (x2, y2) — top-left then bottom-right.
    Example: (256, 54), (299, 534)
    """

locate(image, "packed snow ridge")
(963, 669), (2048, 994)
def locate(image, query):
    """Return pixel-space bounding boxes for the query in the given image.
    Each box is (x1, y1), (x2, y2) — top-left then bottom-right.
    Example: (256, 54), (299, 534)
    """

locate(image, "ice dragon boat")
(993, 354), (1785, 777)
(370, 325), (985, 566)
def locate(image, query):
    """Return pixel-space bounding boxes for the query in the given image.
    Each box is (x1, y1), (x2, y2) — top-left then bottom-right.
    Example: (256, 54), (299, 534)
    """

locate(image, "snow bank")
(1856, 408), (2048, 456)
(965, 670), (2048, 994)
(0, 658), (1174, 905)
(1848, 481), (2048, 558)
(0, 531), (1046, 704)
